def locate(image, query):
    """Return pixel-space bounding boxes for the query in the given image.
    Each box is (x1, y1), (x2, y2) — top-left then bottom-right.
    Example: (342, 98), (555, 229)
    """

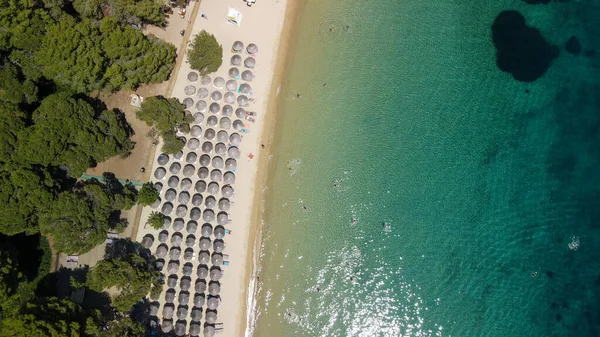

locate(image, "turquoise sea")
(251, 0), (600, 336)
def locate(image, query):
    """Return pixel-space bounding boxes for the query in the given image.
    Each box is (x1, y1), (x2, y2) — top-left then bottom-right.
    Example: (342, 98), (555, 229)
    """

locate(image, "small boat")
(569, 236), (580, 251)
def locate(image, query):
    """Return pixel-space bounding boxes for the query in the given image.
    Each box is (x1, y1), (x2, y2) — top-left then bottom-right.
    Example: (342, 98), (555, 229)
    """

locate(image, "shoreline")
(135, 0), (294, 336)
(244, 0), (306, 336)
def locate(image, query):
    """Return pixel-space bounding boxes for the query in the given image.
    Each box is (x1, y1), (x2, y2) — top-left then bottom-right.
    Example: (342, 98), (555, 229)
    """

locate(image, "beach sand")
(136, 0), (292, 335)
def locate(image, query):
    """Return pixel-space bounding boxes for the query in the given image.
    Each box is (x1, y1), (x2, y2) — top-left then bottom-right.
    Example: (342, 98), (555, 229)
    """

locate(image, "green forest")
(0, 1), (176, 334)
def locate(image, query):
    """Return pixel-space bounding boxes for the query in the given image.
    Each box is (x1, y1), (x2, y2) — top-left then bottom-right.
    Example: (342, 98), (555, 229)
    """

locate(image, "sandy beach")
(136, 0), (293, 335)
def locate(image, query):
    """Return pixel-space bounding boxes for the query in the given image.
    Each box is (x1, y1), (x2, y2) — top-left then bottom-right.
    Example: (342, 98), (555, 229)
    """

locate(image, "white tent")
(227, 7), (242, 26)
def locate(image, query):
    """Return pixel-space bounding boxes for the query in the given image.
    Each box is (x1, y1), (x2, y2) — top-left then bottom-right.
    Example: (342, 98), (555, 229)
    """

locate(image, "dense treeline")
(0, 0), (176, 249)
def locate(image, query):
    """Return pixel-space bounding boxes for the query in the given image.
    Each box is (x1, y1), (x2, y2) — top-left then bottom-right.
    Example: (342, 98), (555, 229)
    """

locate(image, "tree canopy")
(146, 211), (164, 230)
(136, 96), (192, 154)
(86, 254), (161, 312)
(137, 183), (159, 206)
(39, 180), (136, 254)
(187, 30), (223, 75)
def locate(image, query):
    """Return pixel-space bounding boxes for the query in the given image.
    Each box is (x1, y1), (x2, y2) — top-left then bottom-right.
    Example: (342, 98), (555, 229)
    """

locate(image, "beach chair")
(224, 229), (232, 235)
(222, 261), (230, 266)
(241, 129), (249, 134)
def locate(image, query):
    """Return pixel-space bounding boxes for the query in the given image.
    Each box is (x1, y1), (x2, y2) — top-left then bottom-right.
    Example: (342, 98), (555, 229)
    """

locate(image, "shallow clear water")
(251, 1), (600, 336)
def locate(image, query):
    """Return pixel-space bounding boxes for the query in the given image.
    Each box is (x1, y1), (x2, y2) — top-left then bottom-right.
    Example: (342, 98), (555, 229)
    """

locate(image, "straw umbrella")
(221, 185), (234, 198)
(232, 120), (244, 131)
(180, 278), (191, 292)
(165, 189), (176, 202)
(190, 207), (201, 221)
(217, 130), (229, 142)
(190, 125), (202, 137)
(203, 209), (215, 222)
(198, 251), (210, 265)
(240, 83), (252, 95)
(213, 239), (225, 253)
(199, 237), (211, 250)
(223, 172), (235, 184)
(232, 41), (244, 53)
(246, 43), (258, 54)
(175, 321), (186, 336)
(185, 235), (195, 247)
(188, 72), (198, 82)
(208, 283), (220, 296)
(211, 91), (222, 102)
(207, 182), (219, 195)
(216, 213), (228, 226)
(174, 150), (184, 160)
(163, 305), (174, 319)
(185, 152), (198, 164)
(209, 102), (220, 114)
(207, 296), (220, 310)
(196, 86), (208, 98)
(201, 224), (213, 237)
(222, 102), (234, 116)
(158, 231), (169, 243)
(229, 133), (241, 146)
(184, 85), (196, 95)
(191, 308), (202, 322)
(158, 154), (169, 166)
(228, 146), (240, 159)
(184, 248), (194, 261)
(204, 196), (216, 209)
(237, 95), (249, 106)
(186, 221), (197, 233)
(213, 77), (225, 88)
(180, 178), (192, 191)
(168, 176), (179, 188)
(205, 310), (218, 324)
(204, 326), (215, 337)
(165, 290), (176, 303)
(226, 80), (237, 91)
(211, 253), (223, 265)
(199, 154), (210, 166)
(155, 259), (164, 271)
(183, 97), (194, 108)
(169, 163), (181, 174)
(171, 233), (183, 247)
(204, 128), (215, 140)
(242, 70), (253, 81)
(196, 100), (207, 112)
(190, 323), (201, 336)
(210, 169), (222, 182)
(201, 142), (213, 154)
(179, 191), (191, 204)
(187, 138), (200, 150)
(212, 156), (224, 169)
(194, 294), (205, 307)
(206, 115), (218, 127)
(192, 193), (203, 206)
(201, 76), (211, 85)
(235, 108), (246, 118)
(177, 306), (188, 320)
(173, 218), (185, 231)
(218, 198), (230, 211)
(228, 67), (240, 79)
(161, 202), (173, 215)
(169, 247), (181, 260)
(183, 263), (194, 277)
(230, 54), (242, 65)
(167, 261), (179, 274)
(244, 57), (256, 68)
(153, 182), (163, 193)
(194, 112), (204, 124)
(163, 217), (172, 229)
(197, 266), (209, 280)
(210, 268), (222, 282)
(215, 143), (227, 156)
(219, 117), (231, 130)
(225, 158), (237, 170)
(183, 165), (195, 177)
(167, 275), (178, 288)
(197, 167), (209, 179)
(154, 167), (166, 179)
(213, 226), (225, 240)
(155, 244), (168, 258)
(195, 180), (207, 193)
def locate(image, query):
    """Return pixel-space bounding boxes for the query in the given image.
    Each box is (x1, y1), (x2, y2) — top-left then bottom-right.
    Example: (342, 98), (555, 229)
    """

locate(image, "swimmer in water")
(303, 205), (307, 210)
(350, 218), (357, 225)
(333, 183), (339, 187)
(531, 272), (538, 278)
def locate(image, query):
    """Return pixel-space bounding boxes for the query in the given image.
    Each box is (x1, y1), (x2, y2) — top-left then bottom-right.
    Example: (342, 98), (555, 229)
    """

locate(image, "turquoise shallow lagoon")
(251, 1), (600, 336)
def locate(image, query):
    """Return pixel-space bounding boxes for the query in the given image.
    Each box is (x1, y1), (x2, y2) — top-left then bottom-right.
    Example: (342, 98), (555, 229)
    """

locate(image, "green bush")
(187, 30), (223, 75)
(146, 212), (164, 230)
